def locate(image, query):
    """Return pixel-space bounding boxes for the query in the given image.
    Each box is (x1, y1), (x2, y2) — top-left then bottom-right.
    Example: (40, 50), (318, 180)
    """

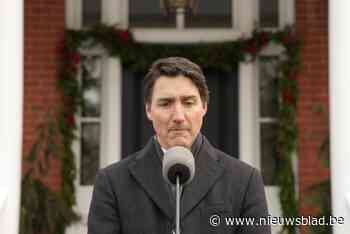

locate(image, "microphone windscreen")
(162, 146), (195, 186)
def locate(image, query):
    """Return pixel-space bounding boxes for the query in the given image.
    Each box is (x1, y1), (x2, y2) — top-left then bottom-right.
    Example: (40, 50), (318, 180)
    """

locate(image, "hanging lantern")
(160, 0), (199, 14)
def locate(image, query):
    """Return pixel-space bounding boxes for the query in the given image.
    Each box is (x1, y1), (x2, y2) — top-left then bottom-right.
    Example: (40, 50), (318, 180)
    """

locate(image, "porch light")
(161, 0), (199, 29)
(161, 0), (198, 13)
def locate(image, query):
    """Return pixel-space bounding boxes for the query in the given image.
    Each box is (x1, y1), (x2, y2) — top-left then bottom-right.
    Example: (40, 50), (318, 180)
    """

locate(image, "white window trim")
(240, 43), (298, 233)
(240, 55), (285, 233)
(100, 57), (122, 168)
(66, 46), (122, 232)
(65, 0), (295, 37)
(239, 62), (260, 167)
(65, 0), (82, 29)
(113, 0), (256, 42)
(124, 0), (240, 29)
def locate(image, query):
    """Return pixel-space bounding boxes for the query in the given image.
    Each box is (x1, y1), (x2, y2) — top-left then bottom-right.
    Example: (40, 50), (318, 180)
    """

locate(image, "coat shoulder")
(213, 148), (259, 180)
(99, 150), (140, 182)
(202, 136), (258, 178)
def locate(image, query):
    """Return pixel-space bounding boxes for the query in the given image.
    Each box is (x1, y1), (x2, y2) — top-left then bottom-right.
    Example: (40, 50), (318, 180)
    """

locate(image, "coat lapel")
(180, 138), (225, 219)
(128, 139), (174, 221)
(128, 137), (225, 221)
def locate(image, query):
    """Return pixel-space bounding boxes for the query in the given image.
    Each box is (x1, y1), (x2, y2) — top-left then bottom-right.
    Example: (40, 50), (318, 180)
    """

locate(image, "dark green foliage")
(307, 136), (332, 234)
(20, 175), (80, 234)
(20, 115), (79, 234)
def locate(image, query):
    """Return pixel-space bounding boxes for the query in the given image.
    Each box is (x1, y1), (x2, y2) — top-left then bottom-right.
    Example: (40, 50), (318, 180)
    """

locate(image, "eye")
(158, 101), (170, 107)
(184, 100), (195, 106)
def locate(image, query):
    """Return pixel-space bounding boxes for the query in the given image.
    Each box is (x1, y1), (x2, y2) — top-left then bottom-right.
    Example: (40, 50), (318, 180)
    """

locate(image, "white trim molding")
(239, 61), (259, 167)
(102, 0), (122, 26)
(330, 0), (350, 233)
(65, 0), (82, 29)
(0, 0), (23, 233)
(100, 57), (122, 167)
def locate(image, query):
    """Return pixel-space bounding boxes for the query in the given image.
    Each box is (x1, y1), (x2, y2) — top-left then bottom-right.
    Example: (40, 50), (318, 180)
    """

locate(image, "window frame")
(127, 0), (237, 30)
(239, 44), (288, 233)
(67, 48), (122, 230)
(75, 49), (105, 188)
(66, 0), (294, 42)
(256, 54), (281, 186)
(124, 0), (245, 43)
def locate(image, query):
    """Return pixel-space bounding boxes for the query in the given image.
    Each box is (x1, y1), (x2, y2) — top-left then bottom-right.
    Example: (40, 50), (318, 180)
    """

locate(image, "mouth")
(168, 128), (190, 137)
(169, 128), (189, 132)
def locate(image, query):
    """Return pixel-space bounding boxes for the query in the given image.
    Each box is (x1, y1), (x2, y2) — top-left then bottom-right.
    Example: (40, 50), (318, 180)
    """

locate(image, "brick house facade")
(296, 1), (329, 233)
(23, 0), (65, 192)
(22, 1), (330, 233)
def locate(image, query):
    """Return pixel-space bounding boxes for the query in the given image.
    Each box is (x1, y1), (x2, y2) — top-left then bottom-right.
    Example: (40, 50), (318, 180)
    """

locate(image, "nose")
(172, 103), (185, 124)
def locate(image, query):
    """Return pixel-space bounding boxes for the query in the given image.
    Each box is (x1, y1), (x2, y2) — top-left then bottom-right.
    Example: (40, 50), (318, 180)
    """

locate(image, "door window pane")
(260, 123), (278, 185)
(259, 0), (279, 28)
(82, 56), (102, 117)
(81, 123), (100, 185)
(259, 58), (278, 118)
(186, 0), (232, 28)
(259, 57), (279, 185)
(82, 0), (101, 27)
(129, 0), (176, 28)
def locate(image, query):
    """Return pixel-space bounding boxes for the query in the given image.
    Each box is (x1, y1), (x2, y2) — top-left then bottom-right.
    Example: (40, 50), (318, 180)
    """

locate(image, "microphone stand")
(176, 176), (182, 234)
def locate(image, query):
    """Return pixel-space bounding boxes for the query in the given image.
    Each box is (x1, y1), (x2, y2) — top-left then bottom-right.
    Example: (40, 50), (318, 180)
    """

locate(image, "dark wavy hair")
(143, 57), (209, 105)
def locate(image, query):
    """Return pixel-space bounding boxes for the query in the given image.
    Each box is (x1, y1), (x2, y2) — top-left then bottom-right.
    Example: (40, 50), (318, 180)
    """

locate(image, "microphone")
(162, 146), (195, 234)
(162, 146), (195, 186)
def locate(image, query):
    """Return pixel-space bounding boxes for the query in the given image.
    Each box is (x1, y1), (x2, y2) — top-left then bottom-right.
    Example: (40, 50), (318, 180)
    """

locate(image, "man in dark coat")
(88, 57), (271, 234)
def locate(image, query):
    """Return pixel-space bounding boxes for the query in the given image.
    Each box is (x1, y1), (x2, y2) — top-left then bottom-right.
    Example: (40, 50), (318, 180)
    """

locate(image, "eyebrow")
(156, 95), (198, 102)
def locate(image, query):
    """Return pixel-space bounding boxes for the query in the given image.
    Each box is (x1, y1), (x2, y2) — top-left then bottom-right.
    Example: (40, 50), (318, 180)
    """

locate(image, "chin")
(169, 139), (190, 149)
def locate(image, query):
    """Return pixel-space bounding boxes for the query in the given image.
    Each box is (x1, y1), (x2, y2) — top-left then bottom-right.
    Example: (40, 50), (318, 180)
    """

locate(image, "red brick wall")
(296, 0), (329, 233)
(23, 0), (65, 192)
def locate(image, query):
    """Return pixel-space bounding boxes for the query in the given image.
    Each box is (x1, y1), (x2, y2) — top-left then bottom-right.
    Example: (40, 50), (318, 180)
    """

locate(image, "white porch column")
(0, 0), (24, 234)
(330, 1), (350, 233)
(102, 0), (123, 26)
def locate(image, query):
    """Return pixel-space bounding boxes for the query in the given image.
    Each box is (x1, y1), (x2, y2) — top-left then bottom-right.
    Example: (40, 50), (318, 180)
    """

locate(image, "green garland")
(308, 134), (331, 234)
(21, 114), (80, 234)
(58, 24), (301, 233)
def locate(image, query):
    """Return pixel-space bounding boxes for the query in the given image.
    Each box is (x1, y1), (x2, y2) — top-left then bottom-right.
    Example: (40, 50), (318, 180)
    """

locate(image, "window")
(256, 0), (294, 30)
(82, 0), (102, 27)
(73, 0), (292, 31)
(258, 56), (279, 185)
(129, 0), (176, 28)
(258, 0), (279, 28)
(80, 55), (103, 185)
(129, 0), (233, 29)
(185, 0), (232, 28)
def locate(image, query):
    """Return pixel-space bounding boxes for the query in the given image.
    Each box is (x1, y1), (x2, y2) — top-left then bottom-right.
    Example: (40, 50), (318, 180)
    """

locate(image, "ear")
(202, 102), (208, 116)
(145, 103), (152, 121)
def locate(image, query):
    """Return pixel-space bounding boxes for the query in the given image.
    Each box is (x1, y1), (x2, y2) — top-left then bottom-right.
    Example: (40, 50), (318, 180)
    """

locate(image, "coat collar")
(180, 137), (225, 219)
(128, 139), (174, 220)
(128, 136), (225, 221)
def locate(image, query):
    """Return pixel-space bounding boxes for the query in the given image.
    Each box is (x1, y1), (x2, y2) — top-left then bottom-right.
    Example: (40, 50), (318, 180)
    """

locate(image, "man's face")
(146, 75), (207, 149)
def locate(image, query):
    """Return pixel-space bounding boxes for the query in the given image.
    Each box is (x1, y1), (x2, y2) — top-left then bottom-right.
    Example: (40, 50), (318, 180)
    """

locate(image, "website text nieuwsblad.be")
(209, 214), (345, 227)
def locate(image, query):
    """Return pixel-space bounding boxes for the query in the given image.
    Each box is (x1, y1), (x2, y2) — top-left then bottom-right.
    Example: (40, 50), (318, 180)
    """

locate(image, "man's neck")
(154, 133), (203, 157)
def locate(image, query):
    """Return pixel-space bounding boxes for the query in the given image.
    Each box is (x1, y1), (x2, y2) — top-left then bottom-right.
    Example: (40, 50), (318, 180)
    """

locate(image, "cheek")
(193, 110), (205, 120)
(191, 111), (205, 127)
(152, 115), (168, 132)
